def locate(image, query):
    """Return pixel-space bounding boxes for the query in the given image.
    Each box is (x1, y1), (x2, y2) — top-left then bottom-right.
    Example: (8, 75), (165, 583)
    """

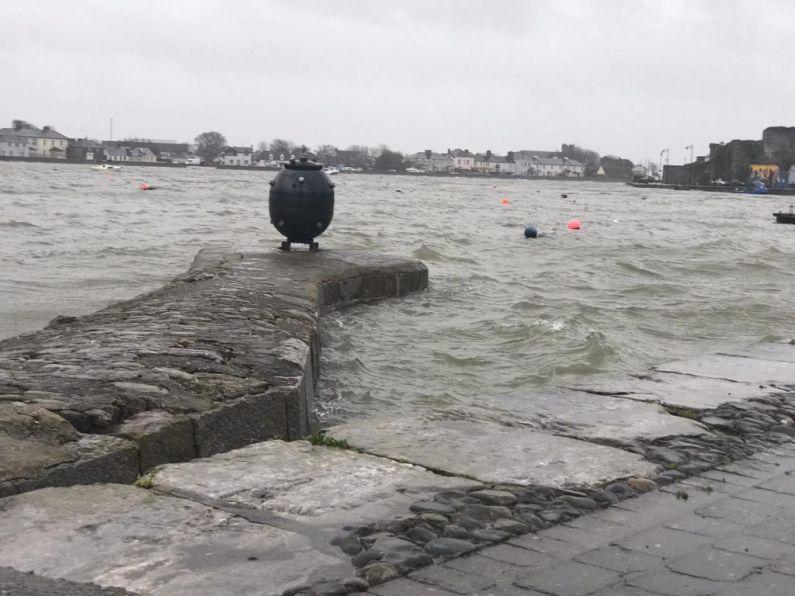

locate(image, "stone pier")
(0, 249), (428, 497)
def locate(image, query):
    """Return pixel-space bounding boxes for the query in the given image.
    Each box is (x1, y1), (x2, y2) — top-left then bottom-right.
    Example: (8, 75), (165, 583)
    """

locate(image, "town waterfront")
(2, 161), (793, 423)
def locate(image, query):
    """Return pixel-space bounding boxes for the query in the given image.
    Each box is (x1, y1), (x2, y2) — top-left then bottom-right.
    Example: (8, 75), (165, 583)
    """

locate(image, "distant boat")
(323, 166), (340, 175)
(774, 205), (795, 224)
(91, 164), (122, 171)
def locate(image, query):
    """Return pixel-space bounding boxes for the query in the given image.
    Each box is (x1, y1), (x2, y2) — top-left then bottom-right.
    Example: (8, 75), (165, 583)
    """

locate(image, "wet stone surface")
(1, 245), (794, 596)
(0, 249), (428, 497)
(316, 387), (795, 594)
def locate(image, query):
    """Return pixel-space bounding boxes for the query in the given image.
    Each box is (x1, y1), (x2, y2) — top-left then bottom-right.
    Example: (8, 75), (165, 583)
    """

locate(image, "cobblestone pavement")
(370, 442), (795, 596)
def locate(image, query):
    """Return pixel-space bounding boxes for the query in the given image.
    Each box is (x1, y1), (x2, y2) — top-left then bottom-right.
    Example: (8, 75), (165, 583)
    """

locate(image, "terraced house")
(0, 131), (31, 157)
(216, 145), (253, 166)
(0, 121), (69, 158)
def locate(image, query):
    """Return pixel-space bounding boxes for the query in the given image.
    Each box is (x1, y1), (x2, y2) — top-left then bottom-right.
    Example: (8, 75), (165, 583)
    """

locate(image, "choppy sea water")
(2, 162), (794, 423)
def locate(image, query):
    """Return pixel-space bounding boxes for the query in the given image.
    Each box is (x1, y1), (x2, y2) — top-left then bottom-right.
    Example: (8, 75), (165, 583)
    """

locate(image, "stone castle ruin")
(665, 125), (795, 185)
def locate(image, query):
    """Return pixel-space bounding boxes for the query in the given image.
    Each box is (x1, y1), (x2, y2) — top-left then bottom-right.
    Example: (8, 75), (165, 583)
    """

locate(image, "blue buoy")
(524, 225), (538, 239)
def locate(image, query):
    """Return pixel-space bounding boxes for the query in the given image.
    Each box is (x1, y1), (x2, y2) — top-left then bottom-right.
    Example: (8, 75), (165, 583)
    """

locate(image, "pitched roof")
(104, 140), (189, 156)
(513, 150), (563, 160)
(531, 156), (584, 167)
(0, 126), (68, 140)
(0, 133), (31, 143)
(473, 154), (509, 163)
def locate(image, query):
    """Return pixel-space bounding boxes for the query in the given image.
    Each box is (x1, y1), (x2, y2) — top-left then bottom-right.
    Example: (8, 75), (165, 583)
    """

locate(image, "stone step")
(0, 440), (477, 595)
(326, 410), (659, 488)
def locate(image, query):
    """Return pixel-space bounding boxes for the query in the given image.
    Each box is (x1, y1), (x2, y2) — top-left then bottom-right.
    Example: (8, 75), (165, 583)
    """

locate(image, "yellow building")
(750, 163), (779, 182)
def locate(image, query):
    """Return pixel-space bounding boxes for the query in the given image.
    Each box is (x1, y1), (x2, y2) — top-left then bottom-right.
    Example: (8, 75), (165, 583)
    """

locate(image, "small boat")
(322, 166), (340, 176)
(773, 205), (795, 224)
(91, 164), (122, 171)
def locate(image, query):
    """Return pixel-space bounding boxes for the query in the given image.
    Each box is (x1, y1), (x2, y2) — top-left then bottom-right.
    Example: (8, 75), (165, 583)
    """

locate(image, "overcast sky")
(1, 0), (792, 164)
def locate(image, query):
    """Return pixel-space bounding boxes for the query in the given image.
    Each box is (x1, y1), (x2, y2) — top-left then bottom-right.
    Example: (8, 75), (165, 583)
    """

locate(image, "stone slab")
(0, 566), (137, 596)
(151, 439), (480, 529)
(115, 410), (196, 471)
(0, 402), (138, 497)
(566, 372), (777, 410)
(655, 351), (795, 387)
(721, 343), (795, 364)
(444, 388), (706, 444)
(0, 402), (82, 485)
(512, 560), (622, 595)
(0, 484), (348, 596)
(327, 411), (658, 488)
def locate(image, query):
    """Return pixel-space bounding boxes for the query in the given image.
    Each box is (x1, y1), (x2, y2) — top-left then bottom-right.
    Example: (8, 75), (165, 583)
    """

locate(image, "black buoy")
(561, 193), (568, 198)
(269, 156), (335, 251)
(524, 224), (538, 239)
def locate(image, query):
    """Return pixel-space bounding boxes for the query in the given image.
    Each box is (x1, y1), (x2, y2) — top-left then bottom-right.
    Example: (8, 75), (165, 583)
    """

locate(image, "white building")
(450, 149), (474, 170)
(33, 126), (69, 158)
(488, 156), (517, 175)
(407, 151), (454, 172)
(512, 150), (560, 175)
(217, 146), (253, 166)
(0, 123), (69, 158)
(527, 156), (585, 177)
(0, 133), (33, 157)
(128, 147), (157, 163)
(473, 154), (516, 175)
(105, 146), (129, 162)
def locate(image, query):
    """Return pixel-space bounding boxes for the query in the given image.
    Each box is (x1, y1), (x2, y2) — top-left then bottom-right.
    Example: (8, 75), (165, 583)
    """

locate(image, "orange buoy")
(500, 198), (510, 205)
(567, 218), (581, 230)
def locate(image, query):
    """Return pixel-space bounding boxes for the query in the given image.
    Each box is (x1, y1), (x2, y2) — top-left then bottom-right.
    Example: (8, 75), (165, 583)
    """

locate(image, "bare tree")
(315, 144), (338, 164)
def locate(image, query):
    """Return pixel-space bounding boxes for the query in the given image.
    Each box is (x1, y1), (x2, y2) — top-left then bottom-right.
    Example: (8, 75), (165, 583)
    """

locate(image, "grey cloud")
(0, 0), (793, 161)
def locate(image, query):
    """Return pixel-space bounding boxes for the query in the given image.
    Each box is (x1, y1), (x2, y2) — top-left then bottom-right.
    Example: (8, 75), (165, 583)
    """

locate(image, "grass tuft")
(309, 430), (351, 449)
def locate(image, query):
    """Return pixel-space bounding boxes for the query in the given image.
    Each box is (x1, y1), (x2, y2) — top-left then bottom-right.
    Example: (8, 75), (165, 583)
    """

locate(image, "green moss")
(666, 406), (700, 420)
(134, 473), (156, 489)
(309, 430), (351, 449)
